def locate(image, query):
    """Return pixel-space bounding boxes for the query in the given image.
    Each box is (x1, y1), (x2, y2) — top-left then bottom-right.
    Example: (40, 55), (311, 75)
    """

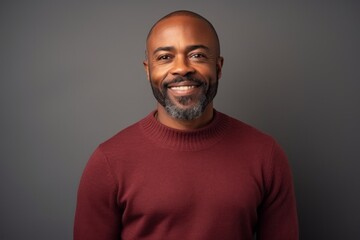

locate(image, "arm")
(74, 147), (121, 240)
(257, 142), (299, 240)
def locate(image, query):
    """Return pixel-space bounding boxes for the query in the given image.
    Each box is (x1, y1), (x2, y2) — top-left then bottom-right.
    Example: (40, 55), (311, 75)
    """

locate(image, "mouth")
(168, 83), (201, 96)
(165, 79), (203, 96)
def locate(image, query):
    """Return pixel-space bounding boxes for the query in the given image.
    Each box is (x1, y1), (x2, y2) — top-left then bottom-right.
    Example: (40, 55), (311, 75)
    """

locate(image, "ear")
(143, 59), (150, 81)
(216, 56), (224, 80)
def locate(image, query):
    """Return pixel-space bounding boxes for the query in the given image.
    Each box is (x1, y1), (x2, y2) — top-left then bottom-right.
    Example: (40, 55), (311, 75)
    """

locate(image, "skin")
(144, 14), (224, 130)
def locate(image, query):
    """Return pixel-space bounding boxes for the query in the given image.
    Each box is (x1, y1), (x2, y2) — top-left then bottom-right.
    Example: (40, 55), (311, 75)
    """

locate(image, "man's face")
(144, 15), (223, 120)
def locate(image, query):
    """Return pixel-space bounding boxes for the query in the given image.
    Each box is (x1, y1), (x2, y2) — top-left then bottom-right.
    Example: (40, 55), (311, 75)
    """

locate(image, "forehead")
(147, 15), (219, 53)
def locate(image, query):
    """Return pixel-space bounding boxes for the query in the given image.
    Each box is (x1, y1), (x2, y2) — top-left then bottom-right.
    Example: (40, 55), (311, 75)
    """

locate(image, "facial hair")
(150, 75), (218, 121)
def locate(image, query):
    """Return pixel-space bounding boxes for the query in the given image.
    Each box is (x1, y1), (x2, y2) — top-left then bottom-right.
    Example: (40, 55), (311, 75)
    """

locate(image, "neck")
(156, 104), (214, 130)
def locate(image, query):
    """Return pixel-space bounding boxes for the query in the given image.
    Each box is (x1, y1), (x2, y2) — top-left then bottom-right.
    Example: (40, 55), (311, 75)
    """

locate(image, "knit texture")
(74, 110), (298, 240)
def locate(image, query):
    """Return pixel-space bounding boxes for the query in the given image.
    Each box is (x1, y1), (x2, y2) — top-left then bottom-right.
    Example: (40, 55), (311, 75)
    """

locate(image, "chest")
(119, 150), (264, 222)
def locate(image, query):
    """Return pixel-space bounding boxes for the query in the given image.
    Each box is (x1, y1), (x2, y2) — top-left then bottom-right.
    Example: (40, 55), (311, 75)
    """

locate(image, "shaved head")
(146, 10), (221, 56)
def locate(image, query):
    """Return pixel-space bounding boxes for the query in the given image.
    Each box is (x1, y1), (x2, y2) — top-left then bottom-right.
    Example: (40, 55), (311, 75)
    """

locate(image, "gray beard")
(150, 77), (218, 121)
(164, 91), (207, 120)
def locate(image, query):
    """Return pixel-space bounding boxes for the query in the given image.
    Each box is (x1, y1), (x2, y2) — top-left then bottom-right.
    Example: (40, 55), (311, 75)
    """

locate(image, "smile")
(165, 79), (203, 96)
(167, 84), (201, 96)
(170, 86), (196, 91)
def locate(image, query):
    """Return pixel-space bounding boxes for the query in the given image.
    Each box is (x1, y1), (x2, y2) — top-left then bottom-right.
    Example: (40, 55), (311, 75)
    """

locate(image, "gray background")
(1, 1), (359, 239)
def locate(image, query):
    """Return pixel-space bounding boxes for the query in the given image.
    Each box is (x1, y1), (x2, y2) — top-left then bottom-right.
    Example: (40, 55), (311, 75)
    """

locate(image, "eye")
(190, 53), (207, 59)
(157, 54), (172, 61)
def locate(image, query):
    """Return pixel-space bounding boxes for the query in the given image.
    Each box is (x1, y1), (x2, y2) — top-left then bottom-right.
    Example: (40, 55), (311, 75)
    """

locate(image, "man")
(74, 10), (298, 240)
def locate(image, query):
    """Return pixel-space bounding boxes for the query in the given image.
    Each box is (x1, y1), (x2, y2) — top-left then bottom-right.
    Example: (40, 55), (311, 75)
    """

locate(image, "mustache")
(163, 76), (204, 88)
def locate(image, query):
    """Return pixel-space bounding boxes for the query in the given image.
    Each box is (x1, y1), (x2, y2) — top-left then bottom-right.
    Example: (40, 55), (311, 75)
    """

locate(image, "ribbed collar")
(139, 110), (230, 151)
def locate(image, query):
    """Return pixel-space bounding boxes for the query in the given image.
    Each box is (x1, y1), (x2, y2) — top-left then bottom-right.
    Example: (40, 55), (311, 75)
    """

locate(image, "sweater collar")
(139, 110), (230, 151)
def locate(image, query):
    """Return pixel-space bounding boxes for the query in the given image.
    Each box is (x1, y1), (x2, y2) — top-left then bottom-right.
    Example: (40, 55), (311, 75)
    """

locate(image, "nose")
(170, 56), (195, 76)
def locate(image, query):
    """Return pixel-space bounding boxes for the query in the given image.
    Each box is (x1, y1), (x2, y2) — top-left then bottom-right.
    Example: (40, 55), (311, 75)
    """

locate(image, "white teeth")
(170, 86), (195, 91)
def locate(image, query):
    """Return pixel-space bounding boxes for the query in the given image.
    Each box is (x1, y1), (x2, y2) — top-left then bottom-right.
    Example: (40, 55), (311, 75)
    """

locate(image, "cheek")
(149, 65), (170, 84)
(198, 65), (218, 81)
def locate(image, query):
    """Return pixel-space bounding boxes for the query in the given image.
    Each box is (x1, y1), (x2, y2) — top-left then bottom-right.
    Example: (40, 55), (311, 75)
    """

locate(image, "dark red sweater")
(74, 111), (298, 240)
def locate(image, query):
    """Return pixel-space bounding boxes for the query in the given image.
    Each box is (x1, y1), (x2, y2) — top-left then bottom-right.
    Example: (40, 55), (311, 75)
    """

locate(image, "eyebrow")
(152, 44), (210, 55)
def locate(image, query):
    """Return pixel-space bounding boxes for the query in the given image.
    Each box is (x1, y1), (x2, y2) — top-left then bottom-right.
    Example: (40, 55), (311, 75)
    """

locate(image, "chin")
(164, 98), (206, 121)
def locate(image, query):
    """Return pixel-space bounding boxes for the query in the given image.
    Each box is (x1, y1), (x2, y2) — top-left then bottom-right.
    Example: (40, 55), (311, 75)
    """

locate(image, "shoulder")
(217, 111), (276, 146)
(219, 111), (292, 180)
(97, 112), (154, 155)
(216, 111), (288, 170)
